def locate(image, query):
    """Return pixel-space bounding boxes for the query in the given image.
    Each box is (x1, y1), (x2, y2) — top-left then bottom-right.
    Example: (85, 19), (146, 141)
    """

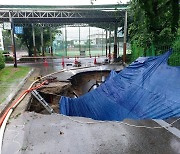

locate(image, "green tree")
(2, 30), (11, 51)
(0, 52), (5, 70)
(129, 0), (179, 55)
(18, 25), (58, 56)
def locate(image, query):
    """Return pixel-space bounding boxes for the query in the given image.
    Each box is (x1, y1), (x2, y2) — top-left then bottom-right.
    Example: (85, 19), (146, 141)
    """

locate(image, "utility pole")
(41, 26), (44, 56)
(9, 12), (17, 67)
(114, 22), (118, 61)
(123, 10), (128, 64)
(109, 28), (111, 60)
(49, 27), (53, 56)
(32, 23), (37, 58)
(89, 26), (91, 56)
(102, 29), (103, 56)
(65, 25), (67, 57)
(105, 29), (108, 57)
(79, 26), (81, 52)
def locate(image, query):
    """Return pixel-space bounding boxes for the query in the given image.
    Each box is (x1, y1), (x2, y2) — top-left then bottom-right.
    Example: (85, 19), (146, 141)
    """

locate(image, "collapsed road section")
(1, 53), (180, 154)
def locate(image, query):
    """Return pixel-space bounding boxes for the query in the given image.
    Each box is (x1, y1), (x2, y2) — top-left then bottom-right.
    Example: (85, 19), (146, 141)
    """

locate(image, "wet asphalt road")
(2, 112), (180, 154)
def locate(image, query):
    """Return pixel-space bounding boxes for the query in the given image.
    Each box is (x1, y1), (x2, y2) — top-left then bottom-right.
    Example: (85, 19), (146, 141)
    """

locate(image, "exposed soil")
(27, 71), (111, 114)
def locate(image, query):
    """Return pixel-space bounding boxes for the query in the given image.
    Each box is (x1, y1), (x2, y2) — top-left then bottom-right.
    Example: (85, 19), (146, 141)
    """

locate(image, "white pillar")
(0, 28), (4, 50)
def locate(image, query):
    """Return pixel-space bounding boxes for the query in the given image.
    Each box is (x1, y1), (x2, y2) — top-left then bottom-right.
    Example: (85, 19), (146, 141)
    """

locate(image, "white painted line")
(153, 119), (180, 139)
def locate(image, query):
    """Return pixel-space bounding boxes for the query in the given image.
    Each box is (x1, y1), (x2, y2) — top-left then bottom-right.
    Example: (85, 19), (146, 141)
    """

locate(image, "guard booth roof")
(60, 51), (180, 121)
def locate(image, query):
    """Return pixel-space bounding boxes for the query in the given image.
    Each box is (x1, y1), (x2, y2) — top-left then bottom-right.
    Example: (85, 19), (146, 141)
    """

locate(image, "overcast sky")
(0, 0), (129, 5)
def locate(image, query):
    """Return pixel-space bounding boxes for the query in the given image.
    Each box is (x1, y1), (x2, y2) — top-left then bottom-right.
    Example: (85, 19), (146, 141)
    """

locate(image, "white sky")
(0, 0), (129, 5)
(61, 27), (105, 41)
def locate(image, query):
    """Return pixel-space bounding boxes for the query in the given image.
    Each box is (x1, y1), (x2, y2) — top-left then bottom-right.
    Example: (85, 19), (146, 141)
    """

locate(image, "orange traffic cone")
(108, 53), (111, 60)
(74, 56), (78, 65)
(62, 56), (65, 68)
(94, 56), (97, 64)
(43, 58), (48, 67)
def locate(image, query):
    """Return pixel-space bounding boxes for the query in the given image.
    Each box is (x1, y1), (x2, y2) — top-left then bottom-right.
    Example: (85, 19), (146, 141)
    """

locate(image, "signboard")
(14, 26), (23, 34)
(3, 22), (11, 30)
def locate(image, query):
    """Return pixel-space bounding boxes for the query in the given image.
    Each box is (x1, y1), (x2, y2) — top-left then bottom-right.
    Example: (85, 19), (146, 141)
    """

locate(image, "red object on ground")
(0, 81), (47, 127)
(62, 57), (65, 68)
(74, 57), (78, 65)
(94, 56), (97, 64)
(108, 54), (111, 60)
(43, 58), (48, 67)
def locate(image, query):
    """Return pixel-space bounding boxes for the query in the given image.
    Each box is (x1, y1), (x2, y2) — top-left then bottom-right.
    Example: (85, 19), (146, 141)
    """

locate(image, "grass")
(54, 50), (125, 57)
(0, 66), (31, 103)
(0, 66), (30, 82)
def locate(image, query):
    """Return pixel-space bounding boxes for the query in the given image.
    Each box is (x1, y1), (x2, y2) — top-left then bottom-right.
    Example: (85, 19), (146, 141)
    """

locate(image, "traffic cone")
(94, 56), (97, 64)
(108, 53), (111, 60)
(62, 56), (65, 68)
(89, 54), (91, 58)
(43, 58), (48, 67)
(74, 56), (78, 65)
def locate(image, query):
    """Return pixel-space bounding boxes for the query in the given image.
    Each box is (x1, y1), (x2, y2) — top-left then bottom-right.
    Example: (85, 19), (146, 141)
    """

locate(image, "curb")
(0, 68), (34, 114)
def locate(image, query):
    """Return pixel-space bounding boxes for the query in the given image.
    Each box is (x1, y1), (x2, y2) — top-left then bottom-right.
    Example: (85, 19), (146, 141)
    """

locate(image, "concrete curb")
(0, 68), (34, 114)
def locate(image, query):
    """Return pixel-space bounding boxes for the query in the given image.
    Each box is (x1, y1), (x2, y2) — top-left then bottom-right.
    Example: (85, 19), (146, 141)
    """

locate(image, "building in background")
(0, 28), (4, 50)
(88, 34), (106, 47)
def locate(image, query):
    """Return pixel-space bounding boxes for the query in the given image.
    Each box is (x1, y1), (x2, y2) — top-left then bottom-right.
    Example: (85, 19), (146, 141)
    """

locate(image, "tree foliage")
(129, 0), (179, 53)
(0, 52), (5, 70)
(18, 26), (58, 56)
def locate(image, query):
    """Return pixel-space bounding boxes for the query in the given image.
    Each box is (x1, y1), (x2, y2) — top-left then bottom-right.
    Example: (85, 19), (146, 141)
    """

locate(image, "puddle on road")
(27, 71), (111, 114)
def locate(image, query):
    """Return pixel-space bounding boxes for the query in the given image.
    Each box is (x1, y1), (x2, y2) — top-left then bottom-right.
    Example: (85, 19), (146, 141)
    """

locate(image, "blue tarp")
(60, 51), (180, 121)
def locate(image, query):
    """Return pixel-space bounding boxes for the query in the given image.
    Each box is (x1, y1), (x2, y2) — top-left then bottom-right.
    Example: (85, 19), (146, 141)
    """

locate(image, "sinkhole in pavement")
(27, 70), (111, 114)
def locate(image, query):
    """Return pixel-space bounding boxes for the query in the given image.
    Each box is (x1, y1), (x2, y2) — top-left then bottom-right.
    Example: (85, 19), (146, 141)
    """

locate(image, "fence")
(131, 36), (180, 66)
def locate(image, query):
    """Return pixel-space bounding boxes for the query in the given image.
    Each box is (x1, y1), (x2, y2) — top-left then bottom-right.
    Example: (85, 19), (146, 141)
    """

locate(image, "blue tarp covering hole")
(60, 51), (180, 121)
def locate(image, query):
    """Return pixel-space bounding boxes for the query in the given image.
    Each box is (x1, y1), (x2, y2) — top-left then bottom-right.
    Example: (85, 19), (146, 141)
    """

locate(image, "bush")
(5, 56), (14, 62)
(168, 37), (180, 66)
(0, 52), (5, 70)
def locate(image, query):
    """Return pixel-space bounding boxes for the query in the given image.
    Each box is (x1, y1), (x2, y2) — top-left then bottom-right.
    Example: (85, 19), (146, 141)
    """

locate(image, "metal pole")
(9, 13), (17, 67)
(114, 22), (118, 61)
(32, 23), (37, 57)
(123, 10), (128, 64)
(50, 27), (53, 56)
(118, 41), (120, 57)
(105, 29), (108, 57)
(102, 29), (103, 56)
(65, 25), (67, 57)
(89, 26), (91, 56)
(109, 28), (111, 58)
(79, 26), (81, 52)
(41, 27), (44, 56)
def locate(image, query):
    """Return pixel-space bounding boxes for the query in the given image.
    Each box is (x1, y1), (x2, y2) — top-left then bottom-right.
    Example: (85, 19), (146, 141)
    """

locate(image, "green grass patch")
(0, 66), (30, 83)
(0, 66), (31, 103)
(54, 50), (125, 57)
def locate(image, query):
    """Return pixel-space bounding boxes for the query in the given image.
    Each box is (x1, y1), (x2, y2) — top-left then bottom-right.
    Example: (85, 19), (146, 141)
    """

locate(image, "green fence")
(131, 36), (180, 66)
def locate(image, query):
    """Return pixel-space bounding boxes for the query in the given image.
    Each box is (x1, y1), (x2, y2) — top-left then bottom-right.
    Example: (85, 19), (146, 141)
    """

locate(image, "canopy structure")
(60, 51), (180, 121)
(0, 4), (128, 28)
